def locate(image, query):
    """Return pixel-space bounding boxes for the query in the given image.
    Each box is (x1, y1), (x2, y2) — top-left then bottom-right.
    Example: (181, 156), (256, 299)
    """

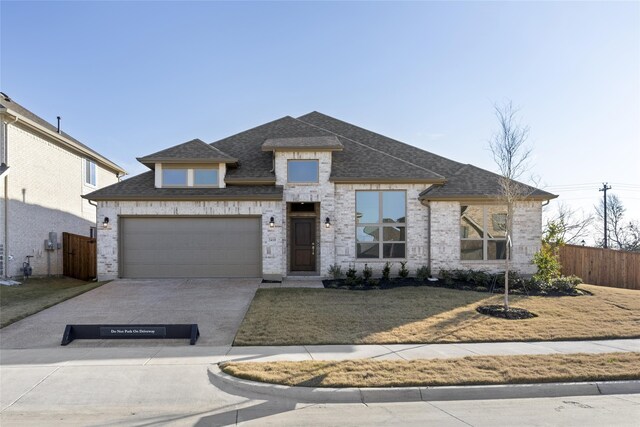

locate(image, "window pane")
(461, 240), (483, 260)
(162, 169), (187, 186)
(357, 226), (379, 242)
(489, 207), (507, 238)
(383, 226), (405, 241)
(460, 205), (484, 238)
(85, 159), (96, 185)
(194, 168), (218, 186)
(383, 243), (405, 258)
(488, 240), (507, 260)
(382, 191), (406, 223)
(356, 192), (379, 224)
(288, 160), (318, 183)
(357, 243), (379, 258)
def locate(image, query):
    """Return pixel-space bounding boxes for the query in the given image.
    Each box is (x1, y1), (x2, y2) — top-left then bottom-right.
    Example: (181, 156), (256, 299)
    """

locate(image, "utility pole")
(599, 183), (612, 248)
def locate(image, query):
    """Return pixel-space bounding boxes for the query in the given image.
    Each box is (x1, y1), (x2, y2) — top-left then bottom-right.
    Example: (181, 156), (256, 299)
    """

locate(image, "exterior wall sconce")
(325, 217), (331, 228)
(581, 239), (586, 246)
(102, 217), (110, 228)
(269, 217), (275, 228)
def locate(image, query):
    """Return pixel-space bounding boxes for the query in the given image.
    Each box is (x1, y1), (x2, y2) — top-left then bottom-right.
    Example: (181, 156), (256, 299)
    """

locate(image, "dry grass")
(221, 352), (640, 388)
(234, 284), (640, 345)
(0, 277), (107, 328)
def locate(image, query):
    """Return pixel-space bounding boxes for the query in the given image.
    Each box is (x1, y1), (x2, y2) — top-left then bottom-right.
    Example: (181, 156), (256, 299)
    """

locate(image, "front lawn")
(221, 352), (640, 388)
(234, 284), (640, 345)
(0, 277), (108, 328)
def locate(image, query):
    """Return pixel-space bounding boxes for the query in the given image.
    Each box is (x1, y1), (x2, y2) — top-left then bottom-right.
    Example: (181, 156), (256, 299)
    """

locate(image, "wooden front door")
(290, 218), (316, 271)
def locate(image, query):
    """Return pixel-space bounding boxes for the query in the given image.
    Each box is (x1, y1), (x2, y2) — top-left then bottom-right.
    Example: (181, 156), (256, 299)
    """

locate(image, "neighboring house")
(0, 93), (126, 278)
(86, 112), (556, 281)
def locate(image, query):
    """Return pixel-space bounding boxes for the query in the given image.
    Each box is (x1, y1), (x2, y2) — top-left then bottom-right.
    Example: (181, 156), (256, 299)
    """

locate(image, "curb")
(209, 365), (640, 403)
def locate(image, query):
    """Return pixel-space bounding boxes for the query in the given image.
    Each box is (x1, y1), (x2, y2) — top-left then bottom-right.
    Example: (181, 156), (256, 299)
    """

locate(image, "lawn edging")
(209, 364), (640, 403)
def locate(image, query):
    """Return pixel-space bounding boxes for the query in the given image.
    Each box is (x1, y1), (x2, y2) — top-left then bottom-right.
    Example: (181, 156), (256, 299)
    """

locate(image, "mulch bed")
(476, 305), (538, 320)
(322, 277), (589, 297)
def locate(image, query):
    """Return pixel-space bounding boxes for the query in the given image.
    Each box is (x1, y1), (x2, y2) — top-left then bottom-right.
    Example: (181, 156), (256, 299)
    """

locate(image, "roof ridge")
(291, 116), (445, 180)
(209, 115), (296, 147)
(298, 111), (464, 173)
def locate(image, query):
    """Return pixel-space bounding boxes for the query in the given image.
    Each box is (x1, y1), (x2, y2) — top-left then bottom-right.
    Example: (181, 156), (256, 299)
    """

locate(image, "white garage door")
(120, 217), (261, 278)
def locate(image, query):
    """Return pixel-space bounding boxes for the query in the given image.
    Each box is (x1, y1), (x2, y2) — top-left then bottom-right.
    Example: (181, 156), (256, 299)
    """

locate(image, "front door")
(291, 218), (316, 271)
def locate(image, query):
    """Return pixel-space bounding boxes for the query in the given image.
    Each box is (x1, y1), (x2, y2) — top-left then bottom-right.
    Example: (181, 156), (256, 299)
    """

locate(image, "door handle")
(311, 242), (315, 256)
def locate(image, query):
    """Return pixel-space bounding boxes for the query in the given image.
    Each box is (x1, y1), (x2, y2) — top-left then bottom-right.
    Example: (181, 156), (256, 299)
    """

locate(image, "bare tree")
(489, 101), (534, 310)
(595, 194), (640, 251)
(544, 203), (593, 244)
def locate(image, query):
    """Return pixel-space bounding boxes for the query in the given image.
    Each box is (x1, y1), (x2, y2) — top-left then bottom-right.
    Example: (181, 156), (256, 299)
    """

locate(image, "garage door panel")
(121, 217), (261, 278)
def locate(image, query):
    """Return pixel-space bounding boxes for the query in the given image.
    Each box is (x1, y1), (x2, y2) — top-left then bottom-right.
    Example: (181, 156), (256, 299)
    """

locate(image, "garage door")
(120, 217), (261, 278)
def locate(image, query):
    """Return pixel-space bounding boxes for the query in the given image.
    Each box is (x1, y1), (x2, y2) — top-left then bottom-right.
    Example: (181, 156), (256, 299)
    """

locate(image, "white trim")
(155, 163), (162, 188)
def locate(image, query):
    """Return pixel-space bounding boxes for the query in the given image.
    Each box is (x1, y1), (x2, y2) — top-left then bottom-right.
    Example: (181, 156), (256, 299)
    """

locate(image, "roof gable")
(137, 138), (236, 168)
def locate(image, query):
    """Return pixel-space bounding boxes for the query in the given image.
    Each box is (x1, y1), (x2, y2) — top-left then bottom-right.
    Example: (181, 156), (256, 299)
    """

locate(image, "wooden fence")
(559, 244), (640, 290)
(63, 232), (97, 281)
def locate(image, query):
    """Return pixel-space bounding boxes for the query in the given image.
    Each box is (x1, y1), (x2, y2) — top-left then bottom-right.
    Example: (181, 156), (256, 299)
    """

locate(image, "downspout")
(3, 115), (18, 278)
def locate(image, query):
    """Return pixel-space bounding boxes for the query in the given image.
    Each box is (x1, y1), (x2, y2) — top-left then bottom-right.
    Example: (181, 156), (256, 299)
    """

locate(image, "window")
(194, 168), (218, 186)
(162, 168), (188, 186)
(356, 191), (406, 259)
(287, 160), (319, 183)
(84, 159), (96, 186)
(460, 205), (508, 261)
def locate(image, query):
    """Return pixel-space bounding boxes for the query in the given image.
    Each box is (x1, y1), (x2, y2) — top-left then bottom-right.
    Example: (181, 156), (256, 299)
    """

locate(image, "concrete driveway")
(0, 278), (263, 348)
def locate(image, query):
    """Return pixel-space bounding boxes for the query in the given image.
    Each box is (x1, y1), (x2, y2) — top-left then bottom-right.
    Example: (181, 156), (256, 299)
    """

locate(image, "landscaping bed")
(221, 352), (640, 388)
(323, 269), (588, 297)
(0, 277), (108, 328)
(234, 284), (640, 346)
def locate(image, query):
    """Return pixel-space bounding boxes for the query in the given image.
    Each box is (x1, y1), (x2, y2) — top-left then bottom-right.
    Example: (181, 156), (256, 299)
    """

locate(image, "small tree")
(489, 101), (534, 310)
(595, 194), (640, 252)
(533, 220), (564, 283)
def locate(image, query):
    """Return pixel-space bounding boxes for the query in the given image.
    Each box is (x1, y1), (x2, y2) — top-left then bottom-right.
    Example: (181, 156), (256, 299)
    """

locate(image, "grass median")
(221, 352), (640, 388)
(0, 277), (108, 328)
(234, 284), (640, 345)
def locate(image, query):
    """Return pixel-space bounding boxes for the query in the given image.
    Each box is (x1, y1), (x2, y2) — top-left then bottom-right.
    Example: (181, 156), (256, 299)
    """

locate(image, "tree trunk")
(504, 203), (513, 310)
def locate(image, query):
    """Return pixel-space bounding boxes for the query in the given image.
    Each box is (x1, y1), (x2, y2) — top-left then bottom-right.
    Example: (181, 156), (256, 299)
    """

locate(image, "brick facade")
(0, 122), (119, 277)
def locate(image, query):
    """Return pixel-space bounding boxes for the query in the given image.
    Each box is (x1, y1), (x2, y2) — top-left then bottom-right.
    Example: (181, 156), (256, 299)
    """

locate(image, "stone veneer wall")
(430, 200), (542, 275)
(274, 151), (335, 276)
(333, 183), (431, 276)
(96, 200), (282, 280)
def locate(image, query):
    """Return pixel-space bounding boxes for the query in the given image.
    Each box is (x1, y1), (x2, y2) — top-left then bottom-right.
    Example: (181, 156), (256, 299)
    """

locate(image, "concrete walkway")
(2, 338), (638, 368)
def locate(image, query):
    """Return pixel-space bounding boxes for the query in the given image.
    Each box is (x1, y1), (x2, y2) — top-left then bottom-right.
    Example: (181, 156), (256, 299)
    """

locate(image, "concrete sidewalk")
(1, 338), (638, 367)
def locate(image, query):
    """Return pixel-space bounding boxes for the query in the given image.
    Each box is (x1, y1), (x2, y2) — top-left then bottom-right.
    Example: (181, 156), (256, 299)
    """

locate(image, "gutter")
(2, 113), (18, 278)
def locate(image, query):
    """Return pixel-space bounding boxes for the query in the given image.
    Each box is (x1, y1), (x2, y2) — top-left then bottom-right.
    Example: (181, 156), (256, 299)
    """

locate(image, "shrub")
(327, 264), (344, 279)
(469, 270), (491, 287)
(549, 276), (577, 293)
(439, 269), (454, 286)
(416, 265), (431, 281)
(452, 269), (472, 282)
(362, 264), (372, 281)
(346, 265), (357, 280)
(382, 262), (392, 280)
(398, 262), (409, 278)
(533, 220), (564, 284)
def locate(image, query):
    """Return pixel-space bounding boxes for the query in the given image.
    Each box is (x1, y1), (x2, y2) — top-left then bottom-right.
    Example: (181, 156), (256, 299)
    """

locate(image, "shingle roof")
(418, 164), (556, 200)
(137, 138), (237, 166)
(296, 112), (555, 199)
(83, 171), (282, 201)
(84, 110), (556, 201)
(0, 92), (125, 174)
(262, 136), (343, 151)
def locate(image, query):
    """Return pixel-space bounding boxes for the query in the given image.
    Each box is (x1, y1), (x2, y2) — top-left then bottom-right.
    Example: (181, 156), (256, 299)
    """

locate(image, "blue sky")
(2, 1), (639, 234)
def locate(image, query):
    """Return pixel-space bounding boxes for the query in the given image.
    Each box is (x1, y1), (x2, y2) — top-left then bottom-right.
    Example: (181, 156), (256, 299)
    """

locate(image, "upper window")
(356, 191), (406, 259)
(162, 168), (188, 186)
(287, 160), (319, 183)
(84, 159), (96, 186)
(194, 168), (218, 186)
(460, 205), (508, 261)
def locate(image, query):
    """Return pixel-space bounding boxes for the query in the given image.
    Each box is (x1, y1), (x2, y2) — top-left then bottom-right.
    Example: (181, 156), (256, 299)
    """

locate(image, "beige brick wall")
(333, 183), (431, 276)
(275, 151), (335, 276)
(0, 122), (119, 277)
(96, 200), (283, 280)
(430, 200), (542, 275)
